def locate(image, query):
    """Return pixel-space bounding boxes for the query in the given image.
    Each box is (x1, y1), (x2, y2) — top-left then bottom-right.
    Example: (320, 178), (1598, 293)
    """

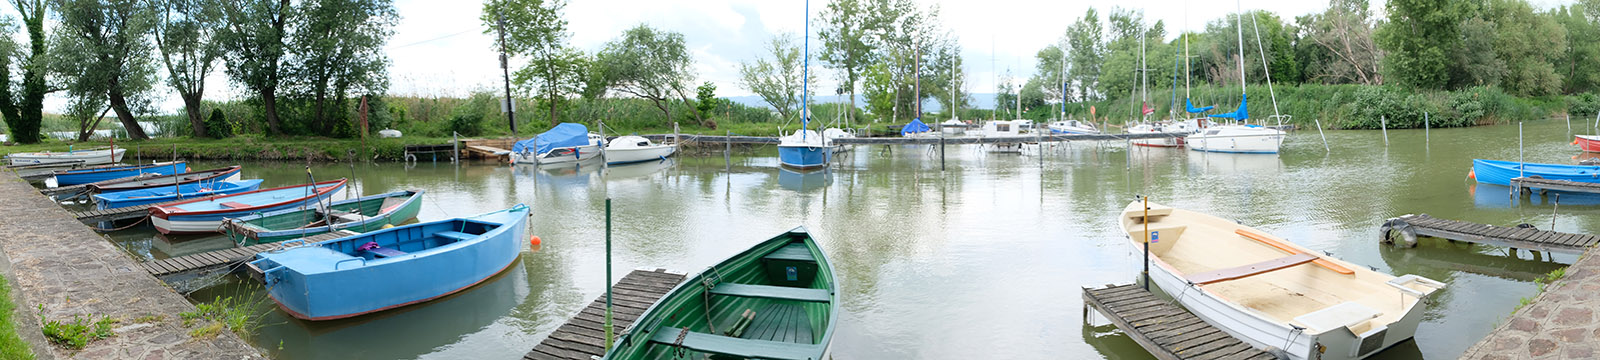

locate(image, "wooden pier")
(637, 131), (1185, 146)
(1509, 176), (1600, 195)
(525, 268), (687, 360)
(1083, 284), (1274, 360)
(461, 138), (516, 162)
(68, 198), (188, 223)
(403, 144), (458, 162)
(141, 230), (356, 278)
(1380, 214), (1600, 255)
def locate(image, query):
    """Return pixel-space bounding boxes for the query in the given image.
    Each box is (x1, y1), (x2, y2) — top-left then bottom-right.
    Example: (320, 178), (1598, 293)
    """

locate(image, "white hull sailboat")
(1048, 120), (1100, 135)
(1118, 201), (1444, 360)
(8, 148), (127, 166)
(511, 123), (605, 165)
(1187, 124), (1285, 154)
(603, 135), (675, 165)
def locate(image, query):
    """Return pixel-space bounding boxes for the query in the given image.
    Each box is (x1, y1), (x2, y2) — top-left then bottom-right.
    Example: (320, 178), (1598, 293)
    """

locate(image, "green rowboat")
(221, 190), (424, 245)
(603, 227), (836, 360)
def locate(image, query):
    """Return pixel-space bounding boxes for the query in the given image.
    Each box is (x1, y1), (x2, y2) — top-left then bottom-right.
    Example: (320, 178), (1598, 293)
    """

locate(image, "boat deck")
(1083, 284), (1275, 360)
(142, 230), (356, 278)
(1510, 176), (1600, 195)
(638, 132), (1186, 145)
(525, 268), (688, 360)
(1381, 214), (1600, 255)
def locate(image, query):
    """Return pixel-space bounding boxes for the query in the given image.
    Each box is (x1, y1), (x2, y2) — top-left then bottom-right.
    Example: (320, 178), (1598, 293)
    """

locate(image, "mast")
(1249, 9), (1284, 124)
(1184, 9), (1191, 99)
(915, 38), (921, 121)
(803, 0), (811, 140)
(1139, 12), (1148, 121)
(1234, 0), (1246, 116)
(1059, 40), (1067, 121)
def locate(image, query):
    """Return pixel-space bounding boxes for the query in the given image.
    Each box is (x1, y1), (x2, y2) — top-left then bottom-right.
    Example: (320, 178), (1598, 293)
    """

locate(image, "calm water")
(95, 120), (1598, 359)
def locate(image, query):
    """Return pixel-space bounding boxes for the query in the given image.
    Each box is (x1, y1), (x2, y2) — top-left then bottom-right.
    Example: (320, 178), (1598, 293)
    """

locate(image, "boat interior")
(269, 195), (410, 229)
(1121, 202), (1442, 336)
(629, 236), (832, 359)
(324, 219), (498, 260)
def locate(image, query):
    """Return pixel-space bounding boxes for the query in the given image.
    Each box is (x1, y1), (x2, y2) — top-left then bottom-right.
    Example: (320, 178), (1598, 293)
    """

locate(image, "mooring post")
(939, 133), (946, 171)
(1424, 112), (1430, 145)
(452, 132), (459, 163)
(1314, 119), (1330, 153)
(1520, 122), (1525, 180)
(724, 130), (731, 168)
(1552, 193), (1561, 230)
(1381, 115), (1388, 146)
(1567, 114), (1572, 134)
(604, 198), (614, 351)
(1142, 196), (1150, 290)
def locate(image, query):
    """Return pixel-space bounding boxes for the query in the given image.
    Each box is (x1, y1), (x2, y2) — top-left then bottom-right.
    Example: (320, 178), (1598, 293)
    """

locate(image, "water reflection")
(778, 168), (832, 192)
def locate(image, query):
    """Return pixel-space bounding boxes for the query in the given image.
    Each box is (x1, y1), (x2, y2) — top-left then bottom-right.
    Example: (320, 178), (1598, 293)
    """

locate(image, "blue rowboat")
(1471, 159), (1600, 186)
(91, 180), (264, 210)
(53, 161), (188, 186)
(90, 166), (242, 194)
(778, 130), (832, 169)
(148, 179), (347, 234)
(250, 204), (529, 320)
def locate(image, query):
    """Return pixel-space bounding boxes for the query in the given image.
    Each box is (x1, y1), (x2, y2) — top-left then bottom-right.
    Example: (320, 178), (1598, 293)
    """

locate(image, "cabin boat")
(54, 161), (188, 186)
(778, 130), (832, 169)
(6, 148), (126, 166)
(1048, 120), (1100, 135)
(900, 119), (936, 138)
(1129, 122), (1187, 148)
(604, 135), (676, 165)
(822, 128), (855, 153)
(222, 190), (424, 245)
(148, 179), (347, 234)
(89, 166), (243, 194)
(92, 180), (264, 210)
(1118, 201), (1445, 360)
(979, 120), (1025, 153)
(250, 204), (529, 320)
(1471, 159), (1600, 186)
(940, 119), (966, 135)
(1187, 125), (1284, 154)
(511, 123), (604, 165)
(601, 227), (836, 360)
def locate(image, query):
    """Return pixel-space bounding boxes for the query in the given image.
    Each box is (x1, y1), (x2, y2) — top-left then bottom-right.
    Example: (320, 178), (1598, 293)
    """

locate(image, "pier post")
(1567, 114), (1571, 133)
(1314, 119), (1329, 153)
(604, 198), (614, 351)
(1381, 115), (1388, 146)
(724, 130), (731, 168)
(1425, 112), (1430, 145)
(939, 134), (946, 171)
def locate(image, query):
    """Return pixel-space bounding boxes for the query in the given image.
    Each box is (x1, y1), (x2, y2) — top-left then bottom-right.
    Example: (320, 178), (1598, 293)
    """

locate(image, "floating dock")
(525, 268), (687, 360)
(1083, 284), (1274, 360)
(1380, 214), (1600, 255)
(142, 230), (356, 278)
(1509, 176), (1600, 195)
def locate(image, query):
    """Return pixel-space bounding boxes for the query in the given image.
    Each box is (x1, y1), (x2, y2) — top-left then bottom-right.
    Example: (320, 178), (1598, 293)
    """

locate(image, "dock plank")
(525, 269), (687, 360)
(1083, 284), (1272, 360)
(1384, 214), (1600, 255)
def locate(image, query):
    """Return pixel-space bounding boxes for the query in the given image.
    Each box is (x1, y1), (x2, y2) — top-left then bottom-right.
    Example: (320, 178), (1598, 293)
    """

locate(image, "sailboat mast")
(915, 38), (922, 120)
(803, 0), (810, 139)
(1140, 13), (1148, 120)
(1060, 40), (1067, 121)
(1249, 10), (1284, 124)
(1234, 0), (1246, 107)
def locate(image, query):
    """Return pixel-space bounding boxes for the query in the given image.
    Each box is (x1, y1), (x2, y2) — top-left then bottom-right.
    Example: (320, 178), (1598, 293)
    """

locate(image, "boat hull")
(1472, 159), (1600, 186)
(150, 181), (346, 234)
(7, 148), (126, 166)
(91, 166), (243, 193)
(1578, 135), (1600, 152)
(605, 145), (676, 165)
(1187, 133), (1282, 153)
(514, 144), (601, 165)
(56, 162), (188, 186)
(778, 145), (833, 169)
(93, 180), (264, 210)
(225, 190), (425, 245)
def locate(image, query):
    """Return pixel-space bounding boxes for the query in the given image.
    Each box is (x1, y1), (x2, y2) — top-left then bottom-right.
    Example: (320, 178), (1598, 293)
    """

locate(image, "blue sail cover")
(901, 118), (931, 135)
(512, 123), (590, 155)
(1208, 94), (1247, 120)
(1185, 98), (1215, 113)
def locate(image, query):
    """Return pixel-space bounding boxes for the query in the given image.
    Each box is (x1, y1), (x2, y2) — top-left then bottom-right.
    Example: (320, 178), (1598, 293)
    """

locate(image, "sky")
(0, 0), (1582, 114)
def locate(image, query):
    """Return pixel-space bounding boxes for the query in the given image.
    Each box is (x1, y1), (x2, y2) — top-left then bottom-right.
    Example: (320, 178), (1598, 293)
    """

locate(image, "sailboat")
(777, 8), (833, 169)
(1131, 36), (1188, 147)
(1187, 6), (1285, 154)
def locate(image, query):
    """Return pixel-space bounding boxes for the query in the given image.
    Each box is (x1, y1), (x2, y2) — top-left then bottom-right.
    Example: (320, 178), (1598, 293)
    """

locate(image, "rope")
(88, 216), (149, 232)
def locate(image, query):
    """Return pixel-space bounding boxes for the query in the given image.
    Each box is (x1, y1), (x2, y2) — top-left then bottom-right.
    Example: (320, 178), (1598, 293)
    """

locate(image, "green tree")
(816, 0), (872, 124)
(1555, 2), (1600, 93)
(52, 0), (159, 140)
(1065, 8), (1104, 101)
(860, 62), (894, 121)
(153, 0), (225, 138)
(483, 0), (581, 126)
(593, 25), (703, 126)
(285, 0), (398, 135)
(737, 33), (811, 122)
(219, 0), (293, 135)
(1296, 0), (1383, 85)
(1032, 44), (1067, 106)
(1378, 0), (1472, 89)
(1480, 0), (1565, 96)
(0, 1), (48, 143)
(694, 81), (719, 125)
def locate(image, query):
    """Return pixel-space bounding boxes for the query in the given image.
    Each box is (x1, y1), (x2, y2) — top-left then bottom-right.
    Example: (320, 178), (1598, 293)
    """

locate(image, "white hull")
(513, 144), (601, 165)
(8, 148), (127, 166)
(151, 216), (226, 234)
(1187, 126), (1284, 154)
(605, 145), (676, 164)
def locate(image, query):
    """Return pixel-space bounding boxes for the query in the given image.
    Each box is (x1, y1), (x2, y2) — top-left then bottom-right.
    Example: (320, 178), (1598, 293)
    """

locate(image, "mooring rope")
(88, 215), (149, 232)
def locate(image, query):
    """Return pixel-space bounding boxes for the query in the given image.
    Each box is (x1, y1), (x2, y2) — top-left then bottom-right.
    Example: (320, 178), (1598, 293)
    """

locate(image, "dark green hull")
(222, 190), (424, 245)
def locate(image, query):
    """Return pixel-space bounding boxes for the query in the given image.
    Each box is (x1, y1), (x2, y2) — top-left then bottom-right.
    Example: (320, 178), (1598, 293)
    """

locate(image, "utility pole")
(497, 12), (517, 137)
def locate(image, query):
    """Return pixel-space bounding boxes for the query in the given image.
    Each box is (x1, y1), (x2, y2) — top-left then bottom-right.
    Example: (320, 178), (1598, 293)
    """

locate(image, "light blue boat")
(91, 180), (264, 210)
(1472, 159), (1600, 186)
(250, 204), (529, 320)
(54, 161), (188, 186)
(778, 130), (832, 169)
(148, 179), (347, 234)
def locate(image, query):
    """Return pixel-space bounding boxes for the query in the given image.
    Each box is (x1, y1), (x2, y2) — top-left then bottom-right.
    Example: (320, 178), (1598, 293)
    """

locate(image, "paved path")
(0, 171), (261, 359)
(1462, 249), (1600, 359)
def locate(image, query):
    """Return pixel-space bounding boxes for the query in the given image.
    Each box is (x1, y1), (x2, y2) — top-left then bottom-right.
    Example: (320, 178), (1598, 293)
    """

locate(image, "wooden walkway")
(141, 230), (356, 278)
(1083, 284), (1274, 360)
(1380, 214), (1600, 255)
(68, 198), (190, 223)
(1510, 176), (1600, 195)
(525, 268), (687, 360)
(637, 132), (1185, 146)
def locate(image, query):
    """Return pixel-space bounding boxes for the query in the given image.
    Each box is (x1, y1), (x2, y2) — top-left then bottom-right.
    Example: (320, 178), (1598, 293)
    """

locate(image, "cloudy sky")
(3, 0), (1581, 113)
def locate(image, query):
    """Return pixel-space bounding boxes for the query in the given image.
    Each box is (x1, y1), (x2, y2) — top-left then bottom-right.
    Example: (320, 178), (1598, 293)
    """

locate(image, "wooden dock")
(525, 268), (687, 360)
(1083, 284), (1274, 360)
(141, 230), (356, 278)
(1380, 214), (1600, 255)
(68, 198), (189, 223)
(403, 144), (458, 162)
(1509, 176), (1600, 195)
(637, 132), (1185, 146)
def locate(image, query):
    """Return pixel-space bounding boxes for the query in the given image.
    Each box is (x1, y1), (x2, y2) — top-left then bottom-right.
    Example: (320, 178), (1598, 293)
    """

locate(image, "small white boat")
(1048, 120), (1100, 135)
(940, 119), (966, 135)
(511, 123), (604, 165)
(8, 148), (127, 166)
(1187, 125), (1285, 154)
(603, 135), (675, 165)
(822, 128), (855, 153)
(1129, 121), (1188, 148)
(778, 129), (832, 169)
(979, 120), (1025, 153)
(1118, 201), (1445, 360)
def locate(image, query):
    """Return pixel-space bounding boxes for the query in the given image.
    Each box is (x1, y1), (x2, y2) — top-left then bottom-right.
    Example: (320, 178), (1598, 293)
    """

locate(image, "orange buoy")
(1467, 168), (1476, 179)
(529, 235), (542, 246)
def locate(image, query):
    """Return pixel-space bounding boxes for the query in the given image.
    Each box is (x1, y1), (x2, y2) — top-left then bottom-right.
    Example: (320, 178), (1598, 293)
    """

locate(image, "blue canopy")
(513, 123), (591, 155)
(1185, 98), (1214, 113)
(901, 118), (931, 136)
(1207, 94), (1248, 121)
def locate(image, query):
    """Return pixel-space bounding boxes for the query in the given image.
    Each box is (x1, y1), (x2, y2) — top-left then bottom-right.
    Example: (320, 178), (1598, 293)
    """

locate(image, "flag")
(1141, 102), (1154, 116)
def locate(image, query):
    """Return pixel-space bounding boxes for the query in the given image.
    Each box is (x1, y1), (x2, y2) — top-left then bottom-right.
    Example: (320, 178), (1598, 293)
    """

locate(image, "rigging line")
(388, 28), (480, 49)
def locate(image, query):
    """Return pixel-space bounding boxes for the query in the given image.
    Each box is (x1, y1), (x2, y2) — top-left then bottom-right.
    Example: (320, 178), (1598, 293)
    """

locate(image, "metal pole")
(1425, 112), (1430, 145)
(725, 130), (731, 168)
(1566, 114), (1571, 134)
(1552, 194), (1560, 230)
(939, 132), (946, 171)
(604, 198), (614, 351)
(1314, 119), (1329, 153)
(1381, 116), (1388, 146)
(1520, 122), (1525, 180)
(1143, 196), (1150, 290)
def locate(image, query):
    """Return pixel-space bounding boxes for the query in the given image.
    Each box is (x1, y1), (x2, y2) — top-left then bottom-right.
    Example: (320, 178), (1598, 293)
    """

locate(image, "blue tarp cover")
(1185, 98), (1214, 113)
(1208, 94), (1248, 121)
(513, 123), (591, 154)
(901, 118), (931, 136)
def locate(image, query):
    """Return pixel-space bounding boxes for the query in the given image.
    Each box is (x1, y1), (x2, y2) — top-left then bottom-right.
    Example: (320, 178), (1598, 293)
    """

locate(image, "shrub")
(205, 109), (233, 139)
(449, 113), (483, 137)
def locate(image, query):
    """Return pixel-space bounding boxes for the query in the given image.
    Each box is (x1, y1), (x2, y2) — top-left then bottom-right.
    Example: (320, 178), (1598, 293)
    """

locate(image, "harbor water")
(100, 120), (1592, 359)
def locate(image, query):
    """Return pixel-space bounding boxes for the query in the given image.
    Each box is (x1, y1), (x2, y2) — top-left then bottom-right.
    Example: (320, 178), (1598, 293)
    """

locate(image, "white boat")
(603, 135), (675, 165)
(940, 119), (967, 135)
(1118, 201), (1445, 360)
(1048, 120), (1100, 135)
(777, 129), (833, 169)
(1129, 121), (1187, 148)
(822, 128), (855, 153)
(979, 120), (1024, 153)
(511, 123), (604, 165)
(7, 148), (127, 166)
(1187, 124), (1285, 154)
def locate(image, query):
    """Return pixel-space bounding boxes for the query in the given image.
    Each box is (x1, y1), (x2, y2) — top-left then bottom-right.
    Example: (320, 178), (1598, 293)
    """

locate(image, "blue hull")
(1473, 159), (1600, 186)
(93, 180), (264, 210)
(778, 145), (832, 169)
(56, 162), (188, 186)
(253, 205), (529, 320)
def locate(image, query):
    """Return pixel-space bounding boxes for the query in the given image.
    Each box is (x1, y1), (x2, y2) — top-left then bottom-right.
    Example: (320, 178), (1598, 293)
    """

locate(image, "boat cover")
(512, 123), (590, 155)
(1208, 94), (1247, 121)
(1186, 98), (1215, 113)
(901, 118), (931, 136)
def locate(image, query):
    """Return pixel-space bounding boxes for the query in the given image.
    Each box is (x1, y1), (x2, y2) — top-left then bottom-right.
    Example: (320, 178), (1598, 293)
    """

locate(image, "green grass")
(0, 135), (458, 162)
(38, 311), (115, 350)
(1512, 266), (1570, 315)
(0, 276), (35, 359)
(179, 296), (266, 339)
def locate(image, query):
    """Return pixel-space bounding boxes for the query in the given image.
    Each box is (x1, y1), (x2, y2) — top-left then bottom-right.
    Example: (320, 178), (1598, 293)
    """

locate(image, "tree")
(1479, 0), (1565, 96)
(52, 0), (159, 140)
(737, 33), (811, 122)
(1032, 44), (1068, 106)
(694, 81), (718, 126)
(1555, 1), (1600, 93)
(594, 25), (704, 126)
(860, 62), (893, 121)
(286, 0), (398, 135)
(1378, 0), (1473, 89)
(1297, 0), (1384, 85)
(1064, 8), (1104, 101)
(0, 1), (48, 143)
(153, 0), (225, 138)
(483, 0), (580, 126)
(816, 0), (872, 124)
(219, 0), (293, 135)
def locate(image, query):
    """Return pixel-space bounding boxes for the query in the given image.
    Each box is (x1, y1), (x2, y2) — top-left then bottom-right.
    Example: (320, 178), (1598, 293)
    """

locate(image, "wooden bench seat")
(742, 303), (814, 343)
(648, 326), (820, 360)
(710, 283), (831, 302)
(764, 243), (816, 263)
(434, 231), (476, 242)
(1186, 253), (1318, 285)
(219, 201), (253, 209)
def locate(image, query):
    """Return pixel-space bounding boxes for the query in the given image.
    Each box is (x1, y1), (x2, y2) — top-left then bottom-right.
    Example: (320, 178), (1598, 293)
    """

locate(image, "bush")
(205, 109), (233, 139)
(449, 113), (483, 137)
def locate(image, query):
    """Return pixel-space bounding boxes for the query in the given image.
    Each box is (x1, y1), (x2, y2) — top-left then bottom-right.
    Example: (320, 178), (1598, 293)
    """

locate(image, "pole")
(802, 0), (810, 140)
(1425, 112), (1430, 145)
(1142, 196), (1150, 290)
(1315, 119), (1329, 153)
(939, 134), (946, 171)
(1381, 116), (1388, 146)
(1552, 194), (1560, 230)
(497, 12), (517, 137)
(1520, 122), (1525, 179)
(172, 144), (180, 199)
(604, 198), (614, 351)
(1566, 114), (1571, 133)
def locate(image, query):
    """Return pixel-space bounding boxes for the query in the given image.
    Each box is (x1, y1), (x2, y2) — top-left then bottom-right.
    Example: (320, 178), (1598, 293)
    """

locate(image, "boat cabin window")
(1205, 129), (1221, 136)
(996, 124), (1011, 132)
(635, 141), (649, 146)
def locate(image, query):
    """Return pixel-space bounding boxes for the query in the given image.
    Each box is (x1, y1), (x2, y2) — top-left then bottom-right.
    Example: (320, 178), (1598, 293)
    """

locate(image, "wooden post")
(1424, 112), (1430, 145)
(604, 198), (614, 351)
(1552, 193), (1560, 230)
(724, 130), (731, 168)
(1143, 196), (1150, 290)
(939, 133), (946, 171)
(172, 144), (180, 199)
(1566, 114), (1571, 134)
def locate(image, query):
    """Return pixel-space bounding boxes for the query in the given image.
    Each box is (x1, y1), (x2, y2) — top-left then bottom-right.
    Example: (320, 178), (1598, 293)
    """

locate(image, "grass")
(0, 276), (34, 359)
(179, 296), (265, 339)
(38, 310), (115, 350)
(0, 135), (457, 162)
(1511, 267), (1570, 315)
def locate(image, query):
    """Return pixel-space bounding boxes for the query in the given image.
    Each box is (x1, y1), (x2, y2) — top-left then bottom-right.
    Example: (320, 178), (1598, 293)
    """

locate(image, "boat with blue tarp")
(92, 179), (264, 210)
(511, 123), (604, 165)
(1471, 159), (1600, 186)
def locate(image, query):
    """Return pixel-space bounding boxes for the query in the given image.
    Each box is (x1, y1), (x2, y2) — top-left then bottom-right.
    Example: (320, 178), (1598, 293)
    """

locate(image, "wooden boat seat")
(763, 243), (816, 263)
(1127, 225), (1186, 254)
(365, 247), (407, 258)
(1122, 203), (1173, 223)
(219, 201), (253, 209)
(380, 196), (407, 213)
(1186, 253), (1318, 285)
(710, 283), (830, 302)
(741, 303), (814, 343)
(435, 231), (476, 242)
(1292, 302), (1383, 332)
(648, 326), (819, 360)
(1234, 229), (1355, 275)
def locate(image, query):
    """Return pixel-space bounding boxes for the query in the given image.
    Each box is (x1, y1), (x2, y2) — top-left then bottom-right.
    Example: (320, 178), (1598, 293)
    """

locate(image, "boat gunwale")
(149, 179), (347, 218)
(91, 166), (242, 191)
(286, 206), (526, 273)
(232, 190), (424, 239)
(53, 161), (184, 176)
